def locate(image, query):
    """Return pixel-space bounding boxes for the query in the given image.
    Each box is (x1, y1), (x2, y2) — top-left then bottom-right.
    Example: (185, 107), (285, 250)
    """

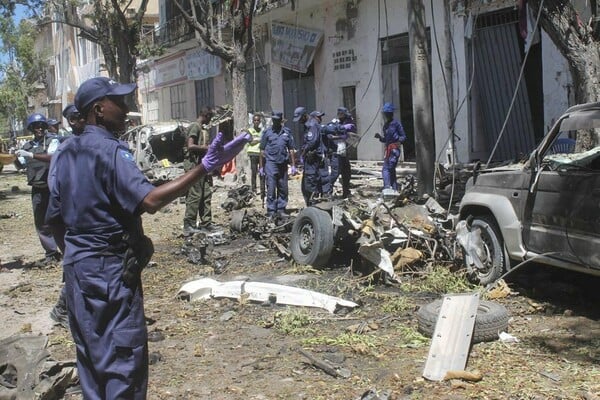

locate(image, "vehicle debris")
(422, 293), (480, 382)
(220, 184), (255, 211)
(177, 278), (358, 313)
(298, 348), (351, 378)
(120, 121), (189, 183)
(0, 334), (78, 398)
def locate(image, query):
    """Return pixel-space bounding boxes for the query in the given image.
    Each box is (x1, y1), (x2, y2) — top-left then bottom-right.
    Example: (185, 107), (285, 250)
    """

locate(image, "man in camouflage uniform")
(183, 107), (214, 235)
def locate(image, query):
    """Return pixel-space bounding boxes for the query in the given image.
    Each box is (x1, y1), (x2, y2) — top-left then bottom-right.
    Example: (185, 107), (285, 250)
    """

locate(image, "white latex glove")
(16, 150), (34, 159)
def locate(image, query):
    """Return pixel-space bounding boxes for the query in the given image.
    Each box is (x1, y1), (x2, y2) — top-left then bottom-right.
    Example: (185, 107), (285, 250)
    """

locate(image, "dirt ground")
(1, 163), (600, 400)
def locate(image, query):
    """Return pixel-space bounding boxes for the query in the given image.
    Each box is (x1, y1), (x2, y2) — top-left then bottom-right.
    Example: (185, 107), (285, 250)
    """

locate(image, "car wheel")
(290, 207), (334, 268)
(416, 299), (509, 343)
(464, 216), (506, 285)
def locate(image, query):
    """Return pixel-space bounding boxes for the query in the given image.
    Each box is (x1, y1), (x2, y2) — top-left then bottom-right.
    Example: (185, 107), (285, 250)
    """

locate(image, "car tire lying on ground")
(290, 207), (334, 268)
(416, 299), (509, 343)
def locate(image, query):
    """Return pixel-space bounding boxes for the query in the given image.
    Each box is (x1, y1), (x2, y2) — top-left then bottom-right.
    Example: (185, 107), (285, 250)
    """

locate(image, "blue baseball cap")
(310, 110), (325, 118)
(293, 106), (306, 122)
(271, 111), (283, 120)
(382, 102), (396, 113)
(337, 107), (350, 116)
(47, 118), (60, 126)
(62, 104), (79, 119)
(75, 77), (137, 114)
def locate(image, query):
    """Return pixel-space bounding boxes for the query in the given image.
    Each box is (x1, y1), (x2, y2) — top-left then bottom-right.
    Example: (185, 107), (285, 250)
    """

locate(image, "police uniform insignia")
(119, 149), (135, 162)
(307, 132), (314, 139)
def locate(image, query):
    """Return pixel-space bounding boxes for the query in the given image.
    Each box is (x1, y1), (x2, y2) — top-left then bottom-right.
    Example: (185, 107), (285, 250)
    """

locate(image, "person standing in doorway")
(374, 102), (406, 192)
(183, 107), (215, 235)
(246, 113), (264, 194)
(16, 113), (61, 264)
(259, 111), (296, 218)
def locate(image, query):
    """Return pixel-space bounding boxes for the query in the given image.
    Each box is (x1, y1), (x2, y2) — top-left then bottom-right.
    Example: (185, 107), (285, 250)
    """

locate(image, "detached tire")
(291, 207), (334, 268)
(416, 299), (509, 343)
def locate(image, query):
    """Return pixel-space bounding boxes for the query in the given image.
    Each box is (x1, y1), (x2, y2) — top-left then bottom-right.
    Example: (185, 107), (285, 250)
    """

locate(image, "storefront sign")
(155, 53), (187, 88)
(186, 48), (222, 80)
(271, 22), (322, 73)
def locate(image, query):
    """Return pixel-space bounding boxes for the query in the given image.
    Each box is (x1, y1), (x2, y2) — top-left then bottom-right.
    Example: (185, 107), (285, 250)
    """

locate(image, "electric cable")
(485, 0), (544, 166)
(354, 0), (385, 147)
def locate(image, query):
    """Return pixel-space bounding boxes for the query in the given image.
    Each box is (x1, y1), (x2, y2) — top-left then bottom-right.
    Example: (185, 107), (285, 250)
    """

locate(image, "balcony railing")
(141, 13), (196, 50)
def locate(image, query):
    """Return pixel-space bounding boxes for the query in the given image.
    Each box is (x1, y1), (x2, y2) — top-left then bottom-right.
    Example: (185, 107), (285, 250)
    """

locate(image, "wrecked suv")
(459, 103), (600, 285)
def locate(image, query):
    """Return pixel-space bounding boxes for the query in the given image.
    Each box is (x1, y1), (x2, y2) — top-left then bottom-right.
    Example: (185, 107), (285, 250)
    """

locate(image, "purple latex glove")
(259, 167), (265, 176)
(342, 123), (356, 132)
(290, 166), (297, 175)
(201, 131), (252, 172)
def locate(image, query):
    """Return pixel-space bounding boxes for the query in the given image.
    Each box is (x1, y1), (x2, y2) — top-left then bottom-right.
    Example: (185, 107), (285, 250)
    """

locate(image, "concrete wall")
(541, 30), (572, 133)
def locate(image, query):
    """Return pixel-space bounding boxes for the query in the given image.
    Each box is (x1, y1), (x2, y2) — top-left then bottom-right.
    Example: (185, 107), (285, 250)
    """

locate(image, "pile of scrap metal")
(120, 120), (190, 184)
(230, 208), (295, 258)
(220, 184), (256, 211)
(120, 106), (234, 184)
(289, 195), (459, 281)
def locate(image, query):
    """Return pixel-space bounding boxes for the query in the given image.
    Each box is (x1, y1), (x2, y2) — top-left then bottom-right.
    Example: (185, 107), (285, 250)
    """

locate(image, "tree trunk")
(528, 0), (600, 149)
(231, 62), (250, 182)
(408, 0), (435, 197)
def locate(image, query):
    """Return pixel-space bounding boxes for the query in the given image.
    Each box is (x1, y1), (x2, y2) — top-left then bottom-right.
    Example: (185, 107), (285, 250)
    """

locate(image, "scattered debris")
(356, 388), (392, 400)
(422, 293), (480, 381)
(177, 278), (358, 313)
(298, 348), (351, 378)
(221, 185), (255, 211)
(443, 369), (483, 382)
(417, 299), (509, 343)
(498, 331), (519, 343)
(0, 335), (78, 399)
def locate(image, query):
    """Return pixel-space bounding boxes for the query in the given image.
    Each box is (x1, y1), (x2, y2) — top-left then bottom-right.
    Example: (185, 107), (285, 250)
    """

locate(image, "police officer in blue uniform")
(48, 104), (87, 329)
(375, 102), (406, 191)
(46, 76), (250, 399)
(294, 107), (330, 206)
(259, 111), (296, 218)
(326, 107), (356, 198)
(16, 113), (61, 263)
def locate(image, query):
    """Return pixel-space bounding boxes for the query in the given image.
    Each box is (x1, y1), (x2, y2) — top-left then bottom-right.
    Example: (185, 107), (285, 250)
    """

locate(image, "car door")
(522, 120), (600, 271)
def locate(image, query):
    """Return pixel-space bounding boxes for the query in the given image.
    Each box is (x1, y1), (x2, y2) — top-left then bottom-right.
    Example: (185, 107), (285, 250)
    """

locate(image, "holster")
(121, 232), (154, 288)
(305, 150), (318, 164)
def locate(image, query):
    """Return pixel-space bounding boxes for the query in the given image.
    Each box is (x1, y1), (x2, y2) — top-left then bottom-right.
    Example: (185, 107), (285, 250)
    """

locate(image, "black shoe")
(49, 306), (69, 329)
(198, 222), (216, 232)
(43, 252), (62, 265)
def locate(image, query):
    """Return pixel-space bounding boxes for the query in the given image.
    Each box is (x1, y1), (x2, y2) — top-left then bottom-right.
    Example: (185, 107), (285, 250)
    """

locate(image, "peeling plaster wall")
(541, 30), (571, 134)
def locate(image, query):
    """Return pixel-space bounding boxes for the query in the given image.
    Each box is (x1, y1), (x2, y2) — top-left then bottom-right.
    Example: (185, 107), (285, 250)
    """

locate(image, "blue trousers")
(329, 154), (351, 196)
(32, 187), (59, 257)
(265, 161), (288, 215)
(302, 159), (330, 205)
(64, 254), (148, 400)
(382, 147), (401, 190)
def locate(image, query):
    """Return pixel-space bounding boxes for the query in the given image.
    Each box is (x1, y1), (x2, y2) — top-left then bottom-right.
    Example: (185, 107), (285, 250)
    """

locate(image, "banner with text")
(186, 48), (222, 81)
(270, 22), (322, 73)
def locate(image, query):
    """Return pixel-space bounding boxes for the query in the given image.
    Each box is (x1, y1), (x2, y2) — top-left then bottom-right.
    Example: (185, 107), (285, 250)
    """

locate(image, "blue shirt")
(259, 125), (295, 164)
(379, 118), (406, 145)
(302, 117), (326, 155)
(46, 125), (155, 263)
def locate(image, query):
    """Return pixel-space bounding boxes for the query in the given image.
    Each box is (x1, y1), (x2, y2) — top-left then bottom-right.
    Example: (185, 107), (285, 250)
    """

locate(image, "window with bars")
(170, 84), (186, 119)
